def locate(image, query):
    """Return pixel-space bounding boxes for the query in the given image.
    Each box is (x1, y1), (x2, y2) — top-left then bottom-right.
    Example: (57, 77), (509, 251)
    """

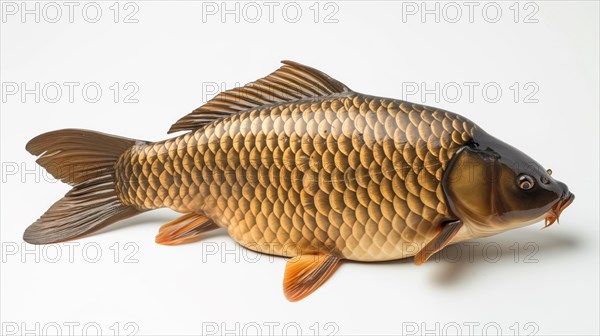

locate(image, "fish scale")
(114, 94), (476, 261)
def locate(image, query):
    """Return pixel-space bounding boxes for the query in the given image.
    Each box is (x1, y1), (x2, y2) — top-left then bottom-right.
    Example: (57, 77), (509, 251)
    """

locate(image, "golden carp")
(25, 61), (574, 301)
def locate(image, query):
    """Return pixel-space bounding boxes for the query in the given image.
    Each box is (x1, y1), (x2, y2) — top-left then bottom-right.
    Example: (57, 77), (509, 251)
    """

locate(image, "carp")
(25, 61), (574, 301)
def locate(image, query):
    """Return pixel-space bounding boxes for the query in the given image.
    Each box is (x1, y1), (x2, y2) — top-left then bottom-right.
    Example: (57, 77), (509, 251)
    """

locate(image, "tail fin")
(24, 129), (147, 244)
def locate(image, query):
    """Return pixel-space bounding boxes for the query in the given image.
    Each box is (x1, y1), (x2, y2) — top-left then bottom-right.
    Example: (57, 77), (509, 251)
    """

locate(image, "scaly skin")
(115, 93), (476, 261)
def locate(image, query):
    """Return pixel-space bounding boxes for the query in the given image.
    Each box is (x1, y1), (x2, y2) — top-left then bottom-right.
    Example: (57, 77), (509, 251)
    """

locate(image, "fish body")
(116, 94), (475, 261)
(25, 61), (574, 301)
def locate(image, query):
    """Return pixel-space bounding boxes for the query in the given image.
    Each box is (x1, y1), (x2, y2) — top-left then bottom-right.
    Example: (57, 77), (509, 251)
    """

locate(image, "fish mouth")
(544, 192), (575, 228)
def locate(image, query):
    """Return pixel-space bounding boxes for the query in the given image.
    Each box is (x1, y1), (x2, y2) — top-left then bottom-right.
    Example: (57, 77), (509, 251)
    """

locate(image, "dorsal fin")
(168, 60), (352, 133)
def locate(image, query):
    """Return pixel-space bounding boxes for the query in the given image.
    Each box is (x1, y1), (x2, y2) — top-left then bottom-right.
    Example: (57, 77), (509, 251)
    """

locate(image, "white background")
(1, 1), (598, 335)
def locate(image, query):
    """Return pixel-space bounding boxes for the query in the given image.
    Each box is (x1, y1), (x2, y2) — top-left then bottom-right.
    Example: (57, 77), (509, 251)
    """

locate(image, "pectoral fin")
(415, 220), (463, 265)
(155, 213), (219, 245)
(283, 254), (340, 302)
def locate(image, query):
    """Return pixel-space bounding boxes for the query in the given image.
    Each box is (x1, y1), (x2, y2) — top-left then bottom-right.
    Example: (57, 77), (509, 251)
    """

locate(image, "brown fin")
(168, 60), (352, 133)
(24, 129), (146, 244)
(415, 220), (463, 265)
(283, 254), (340, 302)
(26, 128), (147, 185)
(155, 213), (219, 245)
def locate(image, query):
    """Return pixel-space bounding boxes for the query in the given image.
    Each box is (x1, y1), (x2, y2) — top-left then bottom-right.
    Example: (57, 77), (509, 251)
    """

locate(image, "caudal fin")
(24, 129), (147, 244)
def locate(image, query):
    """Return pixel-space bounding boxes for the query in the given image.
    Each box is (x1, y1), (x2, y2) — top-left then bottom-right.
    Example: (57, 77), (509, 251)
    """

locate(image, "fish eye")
(518, 175), (535, 190)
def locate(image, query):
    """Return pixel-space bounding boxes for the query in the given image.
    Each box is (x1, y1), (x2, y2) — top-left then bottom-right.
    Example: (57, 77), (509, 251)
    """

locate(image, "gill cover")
(442, 145), (503, 228)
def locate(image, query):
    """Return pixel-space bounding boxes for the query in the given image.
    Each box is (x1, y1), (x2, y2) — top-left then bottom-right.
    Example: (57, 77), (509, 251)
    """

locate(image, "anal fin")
(155, 213), (219, 245)
(415, 220), (463, 265)
(283, 254), (340, 302)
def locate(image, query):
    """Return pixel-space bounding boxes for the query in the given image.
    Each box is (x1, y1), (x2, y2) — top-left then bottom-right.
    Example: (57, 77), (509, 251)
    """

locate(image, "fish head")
(442, 129), (574, 237)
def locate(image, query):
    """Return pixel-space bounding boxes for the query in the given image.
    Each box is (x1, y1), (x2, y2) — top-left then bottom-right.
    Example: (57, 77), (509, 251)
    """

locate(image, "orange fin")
(283, 254), (340, 302)
(415, 220), (463, 265)
(155, 213), (219, 246)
